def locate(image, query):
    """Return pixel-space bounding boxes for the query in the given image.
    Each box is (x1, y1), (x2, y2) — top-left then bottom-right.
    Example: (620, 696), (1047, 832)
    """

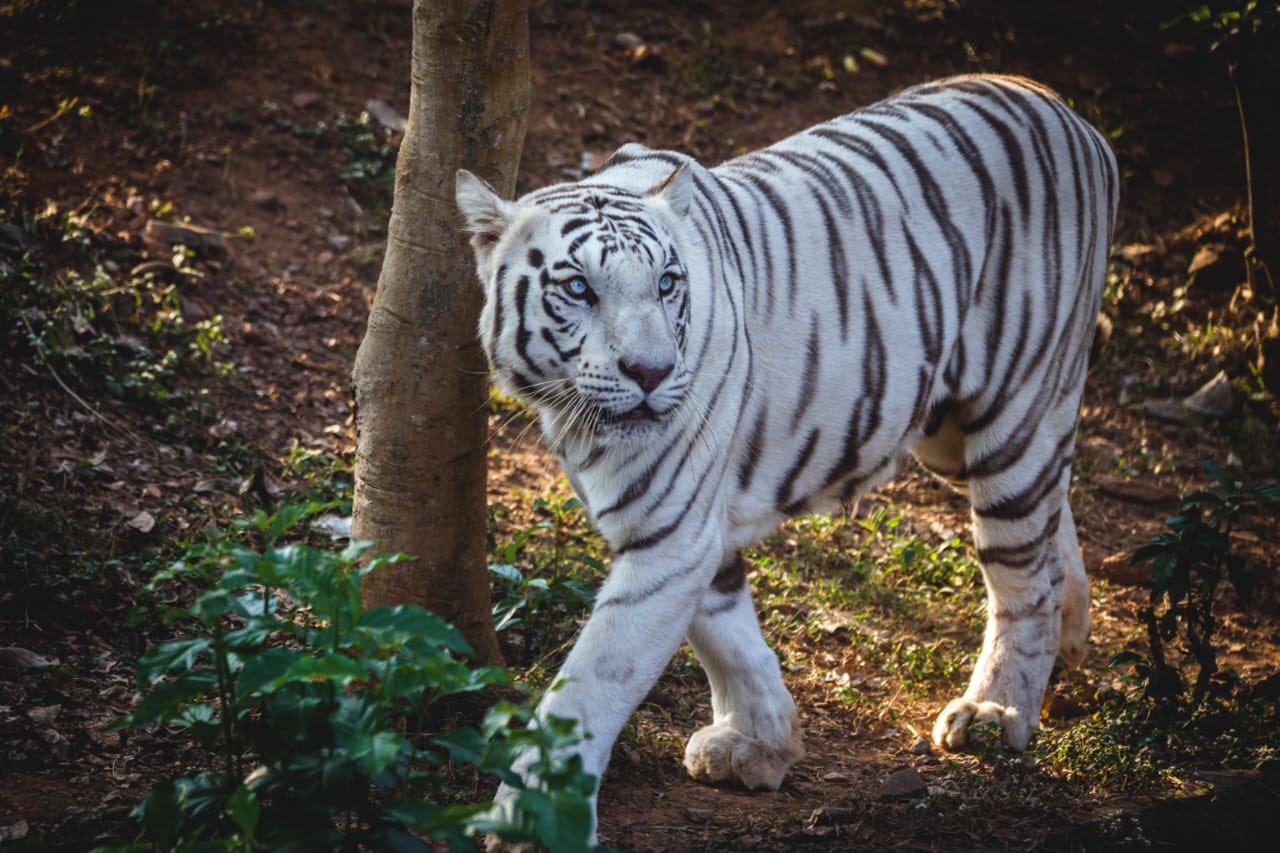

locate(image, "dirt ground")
(2, 0), (1278, 849)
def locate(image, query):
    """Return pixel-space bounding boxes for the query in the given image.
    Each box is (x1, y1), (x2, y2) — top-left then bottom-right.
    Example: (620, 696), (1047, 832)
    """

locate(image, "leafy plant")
(488, 495), (604, 670)
(0, 209), (227, 415)
(1118, 462), (1280, 703)
(107, 502), (597, 852)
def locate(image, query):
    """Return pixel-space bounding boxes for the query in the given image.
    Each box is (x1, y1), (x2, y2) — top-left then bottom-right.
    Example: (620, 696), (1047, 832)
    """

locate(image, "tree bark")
(351, 0), (529, 663)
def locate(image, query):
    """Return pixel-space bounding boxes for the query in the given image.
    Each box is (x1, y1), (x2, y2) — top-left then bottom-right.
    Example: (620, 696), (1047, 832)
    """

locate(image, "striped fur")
(458, 74), (1118, 832)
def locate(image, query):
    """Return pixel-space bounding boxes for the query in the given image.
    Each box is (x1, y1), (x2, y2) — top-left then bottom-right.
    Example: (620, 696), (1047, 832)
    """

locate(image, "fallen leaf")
(27, 704), (61, 725)
(0, 647), (54, 671)
(1182, 369), (1233, 417)
(0, 821), (29, 842)
(126, 510), (155, 533)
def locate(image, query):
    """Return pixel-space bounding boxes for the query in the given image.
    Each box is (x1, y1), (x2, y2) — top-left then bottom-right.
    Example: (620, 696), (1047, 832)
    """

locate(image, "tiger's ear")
(645, 162), (693, 218)
(455, 169), (514, 254)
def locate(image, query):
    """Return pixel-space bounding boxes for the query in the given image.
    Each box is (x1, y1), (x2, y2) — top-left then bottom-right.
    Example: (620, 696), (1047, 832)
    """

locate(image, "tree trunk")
(351, 0), (529, 663)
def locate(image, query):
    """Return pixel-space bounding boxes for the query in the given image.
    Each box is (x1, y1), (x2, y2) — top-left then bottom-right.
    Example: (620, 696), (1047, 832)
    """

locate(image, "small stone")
(880, 766), (928, 801)
(909, 735), (932, 755)
(326, 234), (351, 251)
(292, 91), (323, 110)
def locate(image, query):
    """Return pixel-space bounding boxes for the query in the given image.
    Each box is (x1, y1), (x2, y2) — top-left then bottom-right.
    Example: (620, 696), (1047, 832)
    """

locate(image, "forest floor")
(2, 0), (1279, 849)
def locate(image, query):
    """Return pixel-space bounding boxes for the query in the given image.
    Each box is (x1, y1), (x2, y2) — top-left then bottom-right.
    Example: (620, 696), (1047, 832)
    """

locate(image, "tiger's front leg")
(683, 552), (804, 790)
(932, 468), (1073, 752)
(494, 524), (725, 838)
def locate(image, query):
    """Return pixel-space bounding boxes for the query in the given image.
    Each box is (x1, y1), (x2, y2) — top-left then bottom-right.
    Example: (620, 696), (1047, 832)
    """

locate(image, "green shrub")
(1118, 462), (1280, 703)
(104, 502), (597, 852)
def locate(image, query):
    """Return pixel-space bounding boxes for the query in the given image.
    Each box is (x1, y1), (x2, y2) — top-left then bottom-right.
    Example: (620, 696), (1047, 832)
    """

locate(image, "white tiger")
(456, 74), (1118, 837)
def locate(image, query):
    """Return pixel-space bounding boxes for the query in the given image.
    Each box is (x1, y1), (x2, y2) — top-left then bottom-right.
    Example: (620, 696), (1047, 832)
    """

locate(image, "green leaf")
(280, 653), (367, 687)
(345, 730), (407, 778)
(122, 670), (220, 727)
(136, 637), (211, 687)
(489, 562), (523, 583)
(431, 727), (488, 766)
(379, 798), (440, 830)
(358, 605), (472, 656)
(226, 782), (260, 837)
(236, 647), (302, 698)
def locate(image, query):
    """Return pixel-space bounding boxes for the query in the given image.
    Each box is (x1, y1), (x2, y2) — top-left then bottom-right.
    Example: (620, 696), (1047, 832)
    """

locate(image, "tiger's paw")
(931, 698), (1035, 752)
(683, 722), (804, 790)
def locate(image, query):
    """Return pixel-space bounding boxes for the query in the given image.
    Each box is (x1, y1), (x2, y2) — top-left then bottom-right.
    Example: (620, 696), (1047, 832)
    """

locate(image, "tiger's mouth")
(603, 402), (659, 425)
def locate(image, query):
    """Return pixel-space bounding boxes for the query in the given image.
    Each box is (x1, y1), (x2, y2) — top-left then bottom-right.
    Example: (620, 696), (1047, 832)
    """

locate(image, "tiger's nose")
(619, 359), (674, 394)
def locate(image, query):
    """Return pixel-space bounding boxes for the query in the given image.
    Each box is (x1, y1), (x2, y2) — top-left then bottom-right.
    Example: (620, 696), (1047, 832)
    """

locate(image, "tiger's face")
(457, 167), (694, 444)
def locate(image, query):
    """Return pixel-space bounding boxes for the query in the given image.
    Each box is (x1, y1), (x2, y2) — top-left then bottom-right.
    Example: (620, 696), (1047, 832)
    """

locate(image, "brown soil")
(2, 0), (1278, 849)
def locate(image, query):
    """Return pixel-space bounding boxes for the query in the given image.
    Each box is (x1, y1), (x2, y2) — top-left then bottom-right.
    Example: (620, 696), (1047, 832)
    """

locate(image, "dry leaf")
(126, 510), (155, 533)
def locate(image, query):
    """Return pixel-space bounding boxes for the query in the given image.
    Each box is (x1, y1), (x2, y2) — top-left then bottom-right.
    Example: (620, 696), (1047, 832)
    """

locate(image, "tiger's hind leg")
(683, 553), (804, 790)
(932, 412), (1080, 752)
(1057, 503), (1091, 668)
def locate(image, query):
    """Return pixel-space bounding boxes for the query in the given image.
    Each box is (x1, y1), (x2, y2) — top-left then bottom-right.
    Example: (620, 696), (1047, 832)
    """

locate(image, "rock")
(1092, 548), (1149, 586)
(1141, 397), (1197, 426)
(0, 647), (54, 671)
(365, 99), (405, 132)
(143, 220), (226, 254)
(880, 766), (928, 801)
(909, 735), (932, 755)
(1183, 370), (1233, 418)
(291, 91), (323, 110)
(250, 188), (283, 211)
(1094, 475), (1178, 507)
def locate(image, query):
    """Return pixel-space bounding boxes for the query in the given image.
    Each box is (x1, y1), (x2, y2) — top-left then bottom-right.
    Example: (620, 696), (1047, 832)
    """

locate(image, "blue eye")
(658, 273), (677, 295)
(564, 277), (590, 299)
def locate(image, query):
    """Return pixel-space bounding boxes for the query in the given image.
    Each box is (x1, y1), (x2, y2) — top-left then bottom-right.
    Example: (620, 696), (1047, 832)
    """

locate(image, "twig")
(18, 312), (142, 442)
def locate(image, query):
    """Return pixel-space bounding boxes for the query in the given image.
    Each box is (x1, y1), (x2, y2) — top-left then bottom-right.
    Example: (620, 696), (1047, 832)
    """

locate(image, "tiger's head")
(456, 165), (694, 445)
